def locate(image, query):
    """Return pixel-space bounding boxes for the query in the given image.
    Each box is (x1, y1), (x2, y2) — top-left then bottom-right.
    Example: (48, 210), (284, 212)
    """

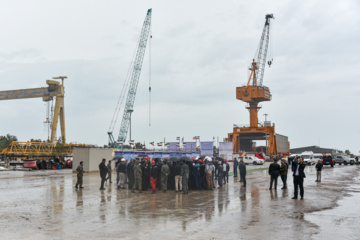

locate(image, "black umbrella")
(216, 157), (224, 161)
(168, 156), (179, 162)
(179, 156), (192, 162)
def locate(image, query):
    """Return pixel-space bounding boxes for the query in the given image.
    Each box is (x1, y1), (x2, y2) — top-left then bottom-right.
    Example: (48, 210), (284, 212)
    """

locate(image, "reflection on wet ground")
(0, 164), (359, 239)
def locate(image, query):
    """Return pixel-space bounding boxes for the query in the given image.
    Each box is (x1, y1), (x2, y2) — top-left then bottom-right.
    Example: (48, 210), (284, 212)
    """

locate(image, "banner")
(184, 142), (197, 151)
(200, 141), (214, 157)
(219, 142), (233, 160)
(168, 142), (180, 151)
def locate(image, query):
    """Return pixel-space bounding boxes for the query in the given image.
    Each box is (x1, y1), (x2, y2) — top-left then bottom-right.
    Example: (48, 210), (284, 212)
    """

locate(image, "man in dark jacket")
(268, 158), (281, 190)
(117, 159), (127, 189)
(141, 161), (150, 191)
(99, 158), (108, 190)
(150, 160), (158, 194)
(223, 160), (230, 184)
(292, 157), (306, 199)
(193, 160), (201, 190)
(127, 159), (135, 189)
(280, 159), (288, 189)
(233, 158), (239, 177)
(239, 160), (246, 187)
(174, 161), (182, 192)
(217, 163), (223, 187)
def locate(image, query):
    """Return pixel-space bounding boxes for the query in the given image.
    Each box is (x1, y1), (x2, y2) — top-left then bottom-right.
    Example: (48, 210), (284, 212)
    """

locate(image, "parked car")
(301, 151), (315, 165)
(321, 155), (334, 167)
(239, 156), (264, 165)
(334, 155), (355, 165)
(312, 153), (323, 164)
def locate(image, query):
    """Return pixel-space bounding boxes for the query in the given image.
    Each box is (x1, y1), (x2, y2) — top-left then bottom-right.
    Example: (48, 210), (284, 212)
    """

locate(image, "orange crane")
(0, 77), (66, 143)
(229, 14), (278, 157)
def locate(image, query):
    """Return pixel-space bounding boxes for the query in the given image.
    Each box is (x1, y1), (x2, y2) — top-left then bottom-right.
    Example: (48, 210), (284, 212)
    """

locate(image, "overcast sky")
(0, 0), (359, 154)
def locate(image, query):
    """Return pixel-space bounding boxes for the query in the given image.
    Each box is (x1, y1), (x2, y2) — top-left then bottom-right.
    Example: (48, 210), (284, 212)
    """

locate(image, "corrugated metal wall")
(276, 134), (289, 153)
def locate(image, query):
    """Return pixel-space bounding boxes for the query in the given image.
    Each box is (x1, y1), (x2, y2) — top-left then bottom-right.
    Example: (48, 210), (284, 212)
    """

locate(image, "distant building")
(290, 146), (336, 155)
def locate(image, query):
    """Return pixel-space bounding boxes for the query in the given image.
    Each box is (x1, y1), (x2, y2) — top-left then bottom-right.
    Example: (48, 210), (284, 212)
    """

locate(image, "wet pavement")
(0, 163), (359, 240)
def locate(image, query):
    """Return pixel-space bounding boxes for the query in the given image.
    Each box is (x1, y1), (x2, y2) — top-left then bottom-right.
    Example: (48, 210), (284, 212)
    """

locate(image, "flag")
(157, 142), (163, 147)
(150, 141), (154, 146)
(196, 146), (200, 150)
(165, 143), (170, 147)
(193, 136), (200, 140)
(142, 145), (145, 149)
(176, 143), (180, 147)
(176, 137), (180, 140)
(183, 142), (187, 147)
(129, 140), (135, 146)
(116, 141), (124, 145)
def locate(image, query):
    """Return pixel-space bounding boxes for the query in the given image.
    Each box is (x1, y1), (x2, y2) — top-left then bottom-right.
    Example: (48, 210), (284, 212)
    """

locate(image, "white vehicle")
(239, 156), (264, 165)
(300, 151), (314, 165)
(312, 153), (323, 164)
(334, 155), (355, 165)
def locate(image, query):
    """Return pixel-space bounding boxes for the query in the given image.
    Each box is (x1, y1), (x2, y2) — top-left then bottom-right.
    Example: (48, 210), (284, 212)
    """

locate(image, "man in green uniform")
(75, 161), (84, 189)
(180, 160), (189, 194)
(106, 160), (112, 183)
(132, 160), (142, 193)
(161, 159), (170, 193)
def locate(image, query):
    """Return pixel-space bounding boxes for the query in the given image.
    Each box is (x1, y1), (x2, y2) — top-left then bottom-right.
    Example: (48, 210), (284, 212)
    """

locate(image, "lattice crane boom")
(107, 9), (152, 147)
(255, 14), (274, 86)
(118, 8), (152, 143)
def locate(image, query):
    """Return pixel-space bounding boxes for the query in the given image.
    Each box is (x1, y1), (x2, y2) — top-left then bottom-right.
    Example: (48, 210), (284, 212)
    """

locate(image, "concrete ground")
(0, 162), (359, 240)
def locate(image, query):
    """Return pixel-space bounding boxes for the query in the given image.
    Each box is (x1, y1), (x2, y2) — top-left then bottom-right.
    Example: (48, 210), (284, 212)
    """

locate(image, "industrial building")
(290, 146), (336, 155)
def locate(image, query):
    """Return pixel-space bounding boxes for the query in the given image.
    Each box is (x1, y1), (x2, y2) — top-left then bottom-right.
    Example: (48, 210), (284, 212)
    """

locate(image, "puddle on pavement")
(0, 164), (359, 239)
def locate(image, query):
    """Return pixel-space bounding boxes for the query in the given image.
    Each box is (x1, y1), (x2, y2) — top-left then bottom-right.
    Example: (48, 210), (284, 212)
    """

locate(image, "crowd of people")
(76, 157), (248, 193)
(74, 156), (311, 200)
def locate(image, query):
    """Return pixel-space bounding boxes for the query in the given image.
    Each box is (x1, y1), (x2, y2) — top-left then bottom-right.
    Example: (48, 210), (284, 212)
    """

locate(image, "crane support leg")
(51, 97), (61, 143)
(232, 133), (240, 153)
(59, 97), (66, 144)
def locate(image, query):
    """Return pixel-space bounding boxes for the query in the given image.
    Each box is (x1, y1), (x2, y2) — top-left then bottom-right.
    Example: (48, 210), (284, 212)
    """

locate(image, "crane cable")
(108, 39), (140, 133)
(268, 23), (273, 67)
(149, 25), (152, 127)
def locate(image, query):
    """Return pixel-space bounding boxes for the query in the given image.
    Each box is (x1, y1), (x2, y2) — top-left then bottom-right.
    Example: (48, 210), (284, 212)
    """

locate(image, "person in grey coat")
(180, 160), (189, 194)
(239, 160), (246, 187)
(132, 160), (142, 193)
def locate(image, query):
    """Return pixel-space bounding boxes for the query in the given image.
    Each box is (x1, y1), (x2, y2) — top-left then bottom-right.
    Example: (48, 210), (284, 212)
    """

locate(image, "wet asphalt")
(0, 163), (359, 240)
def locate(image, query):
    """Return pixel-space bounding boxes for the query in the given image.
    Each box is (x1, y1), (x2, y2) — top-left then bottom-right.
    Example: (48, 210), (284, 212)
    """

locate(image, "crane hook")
(268, 60), (272, 67)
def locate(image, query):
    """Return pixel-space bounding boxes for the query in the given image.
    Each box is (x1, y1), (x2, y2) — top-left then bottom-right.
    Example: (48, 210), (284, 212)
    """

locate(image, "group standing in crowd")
(77, 156), (250, 194)
(73, 154), (330, 201)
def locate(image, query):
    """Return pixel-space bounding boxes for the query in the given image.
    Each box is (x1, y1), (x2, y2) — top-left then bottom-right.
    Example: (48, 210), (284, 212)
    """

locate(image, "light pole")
(128, 109), (134, 141)
(264, 113), (268, 122)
